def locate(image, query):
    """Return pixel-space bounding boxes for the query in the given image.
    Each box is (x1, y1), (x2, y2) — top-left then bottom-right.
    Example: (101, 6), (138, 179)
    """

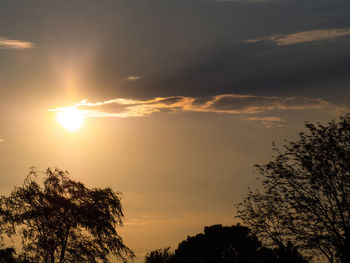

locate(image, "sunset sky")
(1, 0), (350, 261)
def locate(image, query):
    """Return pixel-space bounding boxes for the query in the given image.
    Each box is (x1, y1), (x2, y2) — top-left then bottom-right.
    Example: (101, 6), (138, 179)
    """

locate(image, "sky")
(0, 0), (350, 261)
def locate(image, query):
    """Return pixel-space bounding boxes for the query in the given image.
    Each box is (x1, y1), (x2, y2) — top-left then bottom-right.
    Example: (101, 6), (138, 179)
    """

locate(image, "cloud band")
(245, 28), (350, 46)
(48, 94), (342, 126)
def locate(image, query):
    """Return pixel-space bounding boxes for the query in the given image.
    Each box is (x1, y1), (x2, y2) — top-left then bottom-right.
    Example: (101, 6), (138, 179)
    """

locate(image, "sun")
(56, 108), (85, 132)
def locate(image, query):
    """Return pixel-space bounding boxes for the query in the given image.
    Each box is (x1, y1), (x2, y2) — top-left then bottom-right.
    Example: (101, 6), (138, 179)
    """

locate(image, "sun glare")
(56, 108), (85, 132)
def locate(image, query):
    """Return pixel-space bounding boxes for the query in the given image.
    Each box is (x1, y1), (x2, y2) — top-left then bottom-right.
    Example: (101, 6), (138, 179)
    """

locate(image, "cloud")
(127, 76), (141, 81)
(245, 28), (350, 46)
(0, 37), (34, 49)
(246, 116), (284, 128)
(48, 94), (344, 127)
(48, 96), (196, 118)
(200, 94), (330, 113)
(0, 139), (5, 142)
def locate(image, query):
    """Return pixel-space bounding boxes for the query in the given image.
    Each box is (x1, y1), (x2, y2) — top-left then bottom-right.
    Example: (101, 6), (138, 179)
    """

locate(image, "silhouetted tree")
(144, 247), (174, 263)
(174, 224), (265, 263)
(0, 247), (17, 263)
(146, 224), (306, 263)
(271, 241), (309, 263)
(0, 168), (134, 263)
(0, 246), (32, 263)
(238, 114), (350, 263)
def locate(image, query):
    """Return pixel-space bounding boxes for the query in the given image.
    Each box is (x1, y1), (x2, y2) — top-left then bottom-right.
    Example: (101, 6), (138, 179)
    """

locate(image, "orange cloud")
(48, 94), (343, 126)
(0, 37), (34, 49)
(127, 76), (141, 81)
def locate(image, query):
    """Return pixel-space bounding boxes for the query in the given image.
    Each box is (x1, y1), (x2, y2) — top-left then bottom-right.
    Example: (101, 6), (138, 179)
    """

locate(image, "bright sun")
(56, 108), (85, 132)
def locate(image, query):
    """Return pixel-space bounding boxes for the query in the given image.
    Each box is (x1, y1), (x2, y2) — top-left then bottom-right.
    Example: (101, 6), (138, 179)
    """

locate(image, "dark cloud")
(1, 0), (350, 105)
(111, 37), (350, 105)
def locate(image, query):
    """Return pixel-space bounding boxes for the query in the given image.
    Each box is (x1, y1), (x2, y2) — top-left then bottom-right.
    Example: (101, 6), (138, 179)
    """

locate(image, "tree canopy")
(0, 247), (17, 263)
(237, 114), (350, 263)
(144, 247), (173, 263)
(0, 168), (134, 263)
(144, 224), (306, 263)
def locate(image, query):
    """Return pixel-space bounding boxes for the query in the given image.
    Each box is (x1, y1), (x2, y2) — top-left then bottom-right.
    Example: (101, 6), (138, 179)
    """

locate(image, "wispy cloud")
(245, 28), (350, 46)
(48, 96), (196, 118)
(0, 37), (34, 49)
(127, 76), (141, 81)
(246, 116), (284, 128)
(48, 94), (344, 127)
(198, 94), (330, 113)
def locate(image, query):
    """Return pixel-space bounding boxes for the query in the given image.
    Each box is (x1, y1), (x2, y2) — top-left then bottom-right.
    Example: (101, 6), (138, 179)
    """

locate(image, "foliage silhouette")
(237, 114), (350, 263)
(0, 168), (134, 263)
(0, 247), (17, 263)
(0, 246), (32, 263)
(145, 224), (307, 263)
(144, 247), (174, 263)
